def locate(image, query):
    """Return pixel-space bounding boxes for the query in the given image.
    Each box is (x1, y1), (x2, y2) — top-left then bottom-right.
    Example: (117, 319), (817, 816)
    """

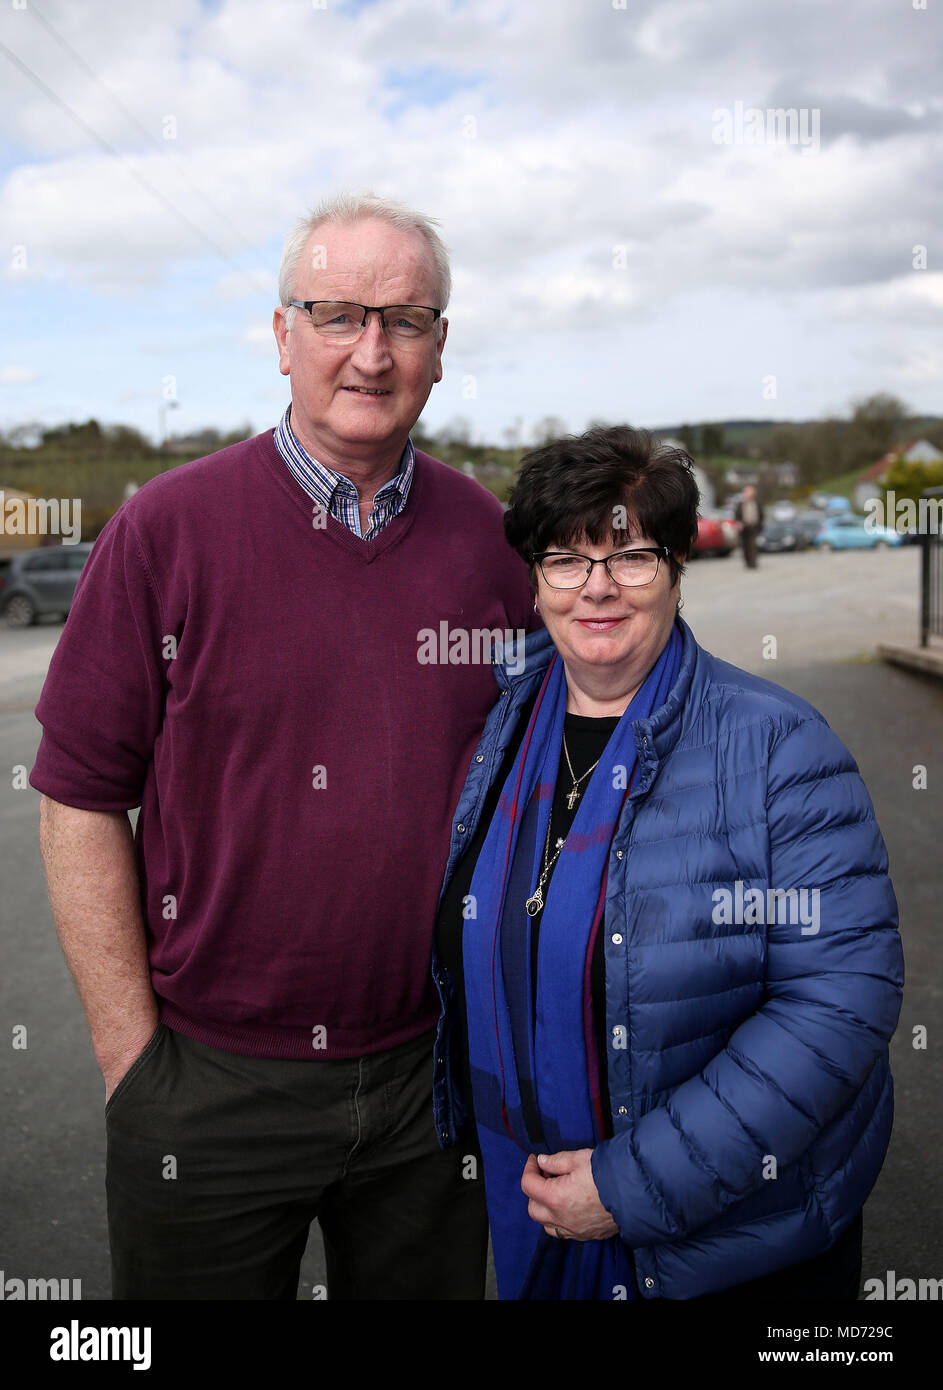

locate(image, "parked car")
(812, 516), (903, 552)
(793, 511), (826, 545)
(691, 512), (735, 558)
(757, 521), (809, 553)
(0, 543), (93, 627)
(809, 493), (852, 515)
(718, 513), (741, 551)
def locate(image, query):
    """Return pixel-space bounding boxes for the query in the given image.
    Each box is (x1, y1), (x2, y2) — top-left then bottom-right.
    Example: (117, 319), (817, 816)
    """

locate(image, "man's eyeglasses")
(533, 546), (670, 589)
(286, 301), (442, 342)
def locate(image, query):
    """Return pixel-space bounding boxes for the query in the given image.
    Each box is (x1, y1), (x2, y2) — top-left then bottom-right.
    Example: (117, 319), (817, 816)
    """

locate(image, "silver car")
(0, 543), (93, 627)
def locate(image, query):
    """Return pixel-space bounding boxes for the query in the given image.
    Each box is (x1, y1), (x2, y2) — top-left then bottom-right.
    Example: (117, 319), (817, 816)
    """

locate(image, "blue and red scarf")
(463, 624), (681, 1299)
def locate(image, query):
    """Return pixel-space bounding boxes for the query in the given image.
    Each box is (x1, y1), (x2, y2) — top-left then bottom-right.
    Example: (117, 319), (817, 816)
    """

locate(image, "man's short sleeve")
(29, 505), (168, 811)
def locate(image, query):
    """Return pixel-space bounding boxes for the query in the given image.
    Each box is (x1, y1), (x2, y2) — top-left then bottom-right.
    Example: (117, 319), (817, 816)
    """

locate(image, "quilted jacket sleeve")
(591, 712), (904, 1247)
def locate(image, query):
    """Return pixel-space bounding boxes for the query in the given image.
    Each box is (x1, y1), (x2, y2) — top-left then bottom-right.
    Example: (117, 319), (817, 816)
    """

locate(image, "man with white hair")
(31, 194), (535, 1300)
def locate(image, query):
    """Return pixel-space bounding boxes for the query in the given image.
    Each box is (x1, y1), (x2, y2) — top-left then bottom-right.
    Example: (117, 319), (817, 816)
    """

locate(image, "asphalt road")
(1, 546), (940, 1300)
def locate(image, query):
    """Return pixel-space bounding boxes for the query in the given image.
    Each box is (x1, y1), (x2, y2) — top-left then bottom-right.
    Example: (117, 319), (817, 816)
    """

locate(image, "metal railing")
(920, 486), (943, 647)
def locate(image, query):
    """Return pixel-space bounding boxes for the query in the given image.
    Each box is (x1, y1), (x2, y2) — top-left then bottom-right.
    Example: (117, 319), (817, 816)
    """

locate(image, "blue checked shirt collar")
(273, 405), (414, 540)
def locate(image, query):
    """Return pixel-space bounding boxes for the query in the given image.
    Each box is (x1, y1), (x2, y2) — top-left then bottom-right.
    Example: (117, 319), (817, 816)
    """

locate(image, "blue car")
(812, 515), (903, 551)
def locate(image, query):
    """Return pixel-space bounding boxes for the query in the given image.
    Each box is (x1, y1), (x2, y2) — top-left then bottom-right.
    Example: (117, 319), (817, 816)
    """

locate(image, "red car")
(691, 512), (737, 558)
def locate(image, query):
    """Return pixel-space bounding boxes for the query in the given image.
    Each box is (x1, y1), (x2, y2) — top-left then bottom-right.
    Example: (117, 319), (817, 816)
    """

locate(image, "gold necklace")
(562, 732), (602, 810)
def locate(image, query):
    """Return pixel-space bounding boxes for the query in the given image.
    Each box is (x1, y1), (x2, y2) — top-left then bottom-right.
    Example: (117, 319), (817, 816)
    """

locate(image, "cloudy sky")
(1, 0), (940, 447)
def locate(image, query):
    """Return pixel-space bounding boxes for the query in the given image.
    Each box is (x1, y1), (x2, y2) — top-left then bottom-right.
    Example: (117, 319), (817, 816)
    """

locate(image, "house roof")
(859, 438), (943, 482)
(859, 450), (901, 483)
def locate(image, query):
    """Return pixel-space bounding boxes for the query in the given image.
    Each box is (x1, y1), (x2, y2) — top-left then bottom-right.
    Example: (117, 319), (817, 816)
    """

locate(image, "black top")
(436, 695), (621, 1140)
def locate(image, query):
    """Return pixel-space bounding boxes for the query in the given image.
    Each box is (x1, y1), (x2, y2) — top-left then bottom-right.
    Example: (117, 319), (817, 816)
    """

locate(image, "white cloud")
(887, 346), (943, 388)
(0, 365), (39, 385)
(211, 269), (276, 302)
(831, 273), (943, 324)
(241, 322), (277, 353)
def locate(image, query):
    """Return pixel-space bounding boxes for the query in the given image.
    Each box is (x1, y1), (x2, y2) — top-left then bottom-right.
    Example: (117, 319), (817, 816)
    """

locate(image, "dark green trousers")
(105, 1023), (488, 1300)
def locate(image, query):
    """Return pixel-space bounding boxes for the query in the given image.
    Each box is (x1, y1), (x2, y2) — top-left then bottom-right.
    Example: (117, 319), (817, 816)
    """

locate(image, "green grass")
(795, 469), (865, 502)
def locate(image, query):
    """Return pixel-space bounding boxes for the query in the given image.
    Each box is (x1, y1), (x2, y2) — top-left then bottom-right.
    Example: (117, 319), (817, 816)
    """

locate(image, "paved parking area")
(681, 545), (921, 671)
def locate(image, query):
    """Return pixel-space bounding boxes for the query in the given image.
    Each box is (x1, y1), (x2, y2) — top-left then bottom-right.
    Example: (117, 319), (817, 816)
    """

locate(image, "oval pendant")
(525, 893), (543, 917)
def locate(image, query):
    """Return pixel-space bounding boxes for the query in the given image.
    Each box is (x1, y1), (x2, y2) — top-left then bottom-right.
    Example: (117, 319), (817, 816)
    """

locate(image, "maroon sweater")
(30, 430), (535, 1058)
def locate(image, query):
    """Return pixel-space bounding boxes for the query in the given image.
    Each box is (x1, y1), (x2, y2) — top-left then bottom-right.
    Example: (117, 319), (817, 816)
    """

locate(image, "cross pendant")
(567, 787), (580, 810)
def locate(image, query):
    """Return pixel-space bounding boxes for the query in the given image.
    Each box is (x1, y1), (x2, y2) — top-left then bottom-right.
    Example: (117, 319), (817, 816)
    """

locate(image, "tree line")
(1, 393), (939, 534)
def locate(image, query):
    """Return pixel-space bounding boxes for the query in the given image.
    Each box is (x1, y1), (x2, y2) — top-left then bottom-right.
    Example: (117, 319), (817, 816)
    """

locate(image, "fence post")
(921, 486), (943, 648)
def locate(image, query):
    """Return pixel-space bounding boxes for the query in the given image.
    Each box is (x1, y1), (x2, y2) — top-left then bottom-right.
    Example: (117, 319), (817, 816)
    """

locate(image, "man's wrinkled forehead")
(296, 218), (439, 304)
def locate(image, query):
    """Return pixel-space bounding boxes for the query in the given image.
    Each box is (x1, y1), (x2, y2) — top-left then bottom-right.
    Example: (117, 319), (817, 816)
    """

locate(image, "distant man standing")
(735, 484), (764, 569)
(31, 193), (535, 1300)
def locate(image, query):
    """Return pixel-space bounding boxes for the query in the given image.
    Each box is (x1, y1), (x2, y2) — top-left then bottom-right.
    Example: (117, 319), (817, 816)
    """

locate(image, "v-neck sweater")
(30, 428), (536, 1058)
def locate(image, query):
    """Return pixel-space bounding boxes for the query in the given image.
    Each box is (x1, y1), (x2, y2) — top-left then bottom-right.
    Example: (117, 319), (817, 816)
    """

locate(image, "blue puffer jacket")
(431, 617), (903, 1299)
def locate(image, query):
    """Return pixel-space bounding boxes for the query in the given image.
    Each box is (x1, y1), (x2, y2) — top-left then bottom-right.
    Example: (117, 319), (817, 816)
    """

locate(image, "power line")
(27, 1), (261, 264)
(0, 39), (245, 272)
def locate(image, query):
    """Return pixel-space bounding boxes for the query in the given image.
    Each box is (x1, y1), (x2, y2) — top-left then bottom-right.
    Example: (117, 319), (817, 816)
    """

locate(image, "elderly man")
(30, 193), (535, 1300)
(734, 484), (764, 570)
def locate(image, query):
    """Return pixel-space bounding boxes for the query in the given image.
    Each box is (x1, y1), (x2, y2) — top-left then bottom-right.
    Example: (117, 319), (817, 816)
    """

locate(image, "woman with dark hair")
(432, 426), (902, 1301)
